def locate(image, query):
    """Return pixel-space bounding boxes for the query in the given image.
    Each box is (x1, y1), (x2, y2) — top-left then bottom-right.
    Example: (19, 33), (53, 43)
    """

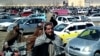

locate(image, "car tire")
(94, 52), (100, 56)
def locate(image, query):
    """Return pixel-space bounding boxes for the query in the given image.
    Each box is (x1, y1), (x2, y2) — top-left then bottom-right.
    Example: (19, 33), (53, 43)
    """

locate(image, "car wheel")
(94, 52), (100, 56)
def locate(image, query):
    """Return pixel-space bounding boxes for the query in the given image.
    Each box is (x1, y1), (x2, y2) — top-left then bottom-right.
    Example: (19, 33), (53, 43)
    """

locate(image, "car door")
(30, 19), (43, 32)
(20, 19), (32, 33)
(22, 19), (43, 33)
(76, 25), (86, 36)
(60, 25), (77, 43)
(92, 14), (100, 21)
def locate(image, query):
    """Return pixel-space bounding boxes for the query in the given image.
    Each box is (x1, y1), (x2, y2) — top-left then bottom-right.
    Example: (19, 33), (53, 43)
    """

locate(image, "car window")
(74, 17), (79, 19)
(93, 14), (100, 16)
(31, 15), (37, 17)
(77, 25), (86, 30)
(68, 26), (76, 31)
(67, 18), (75, 21)
(54, 24), (68, 31)
(58, 17), (62, 21)
(34, 19), (43, 23)
(27, 20), (34, 24)
(37, 14), (43, 16)
(78, 29), (100, 41)
(15, 19), (27, 24)
(62, 17), (67, 22)
(86, 23), (93, 27)
(27, 19), (43, 24)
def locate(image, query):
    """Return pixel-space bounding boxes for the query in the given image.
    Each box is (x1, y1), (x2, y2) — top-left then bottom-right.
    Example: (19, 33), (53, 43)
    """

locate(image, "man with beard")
(32, 22), (65, 56)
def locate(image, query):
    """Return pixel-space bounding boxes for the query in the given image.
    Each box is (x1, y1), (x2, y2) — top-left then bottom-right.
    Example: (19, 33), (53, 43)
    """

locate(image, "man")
(32, 22), (65, 56)
(3, 24), (22, 51)
(50, 15), (58, 27)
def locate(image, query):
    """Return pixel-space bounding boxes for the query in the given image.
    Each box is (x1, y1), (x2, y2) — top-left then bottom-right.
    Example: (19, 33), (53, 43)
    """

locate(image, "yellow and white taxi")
(54, 22), (95, 43)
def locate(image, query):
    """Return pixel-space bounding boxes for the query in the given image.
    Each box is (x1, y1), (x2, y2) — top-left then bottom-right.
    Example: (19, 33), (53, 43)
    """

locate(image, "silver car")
(65, 26), (100, 56)
(0, 15), (15, 23)
(7, 18), (44, 33)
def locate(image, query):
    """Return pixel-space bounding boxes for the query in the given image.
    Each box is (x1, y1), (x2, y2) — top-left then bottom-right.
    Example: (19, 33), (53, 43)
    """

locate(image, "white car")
(88, 13), (100, 21)
(54, 22), (95, 43)
(73, 15), (90, 21)
(0, 21), (14, 30)
(0, 17), (27, 31)
(56, 15), (76, 25)
(0, 15), (15, 23)
(78, 9), (88, 14)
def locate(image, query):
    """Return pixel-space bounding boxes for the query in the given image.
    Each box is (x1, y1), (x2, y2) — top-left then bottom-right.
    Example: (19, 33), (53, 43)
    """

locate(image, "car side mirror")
(26, 23), (29, 25)
(64, 30), (70, 34)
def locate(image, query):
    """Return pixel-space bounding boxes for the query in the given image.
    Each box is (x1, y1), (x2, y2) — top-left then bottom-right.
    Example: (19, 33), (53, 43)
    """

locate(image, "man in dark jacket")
(50, 15), (58, 27)
(32, 22), (65, 56)
(3, 24), (22, 51)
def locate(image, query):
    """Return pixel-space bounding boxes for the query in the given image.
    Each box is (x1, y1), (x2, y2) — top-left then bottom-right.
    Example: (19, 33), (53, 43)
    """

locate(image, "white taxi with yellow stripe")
(54, 22), (95, 43)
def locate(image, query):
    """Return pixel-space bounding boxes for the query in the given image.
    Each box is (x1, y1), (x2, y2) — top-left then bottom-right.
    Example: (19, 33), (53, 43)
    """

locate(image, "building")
(0, 0), (66, 7)
(68, 0), (100, 7)
(68, 0), (85, 7)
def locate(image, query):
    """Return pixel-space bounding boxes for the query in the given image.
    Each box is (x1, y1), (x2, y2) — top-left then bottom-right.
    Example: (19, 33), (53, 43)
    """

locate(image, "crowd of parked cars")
(0, 6), (100, 56)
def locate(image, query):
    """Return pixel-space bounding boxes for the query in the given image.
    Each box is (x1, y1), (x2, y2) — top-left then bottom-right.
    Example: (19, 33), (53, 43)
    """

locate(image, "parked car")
(73, 15), (90, 21)
(7, 17), (44, 33)
(28, 13), (47, 21)
(0, 15), (15, 23)
(78, 9), (88, 14)
(54, 22), (95, 43)
(0, 17), (27, 31)
(56, 15), (77, 25)
(0, 20), (15, 30)
(65, 26), (100, 56)
(88, 13), (100, 21)
(20, 11), (33, 17)
(52, 9), (69, 16)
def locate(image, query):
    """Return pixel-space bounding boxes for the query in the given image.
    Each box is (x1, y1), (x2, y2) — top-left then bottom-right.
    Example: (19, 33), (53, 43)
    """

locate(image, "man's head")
(44, 22), (54, 36)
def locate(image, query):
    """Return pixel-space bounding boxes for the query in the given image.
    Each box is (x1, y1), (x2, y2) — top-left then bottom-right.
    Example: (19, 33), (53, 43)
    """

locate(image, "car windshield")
(14, 19), (27, 24)
(0, 15), (7, 19)
(78, 29), (100, 41)
(30, 14), (37, 17)
(67, 18), (76, 21)
(54, 24), (68, 31)
(30, 14), (44, 17)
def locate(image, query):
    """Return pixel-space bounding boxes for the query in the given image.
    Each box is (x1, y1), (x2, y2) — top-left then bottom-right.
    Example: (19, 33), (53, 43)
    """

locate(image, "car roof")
(58, 15), (74, 17)
(60, 21), (93, 25)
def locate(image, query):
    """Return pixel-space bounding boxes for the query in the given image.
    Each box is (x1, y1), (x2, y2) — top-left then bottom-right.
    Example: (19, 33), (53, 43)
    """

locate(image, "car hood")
(54, 31), (63, 35)
(68, 38), (97, 49)
(0, 22), (13, 26)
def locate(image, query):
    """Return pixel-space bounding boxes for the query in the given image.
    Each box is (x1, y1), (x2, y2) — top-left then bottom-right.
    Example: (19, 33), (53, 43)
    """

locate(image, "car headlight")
(83, 46), (91, 52)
